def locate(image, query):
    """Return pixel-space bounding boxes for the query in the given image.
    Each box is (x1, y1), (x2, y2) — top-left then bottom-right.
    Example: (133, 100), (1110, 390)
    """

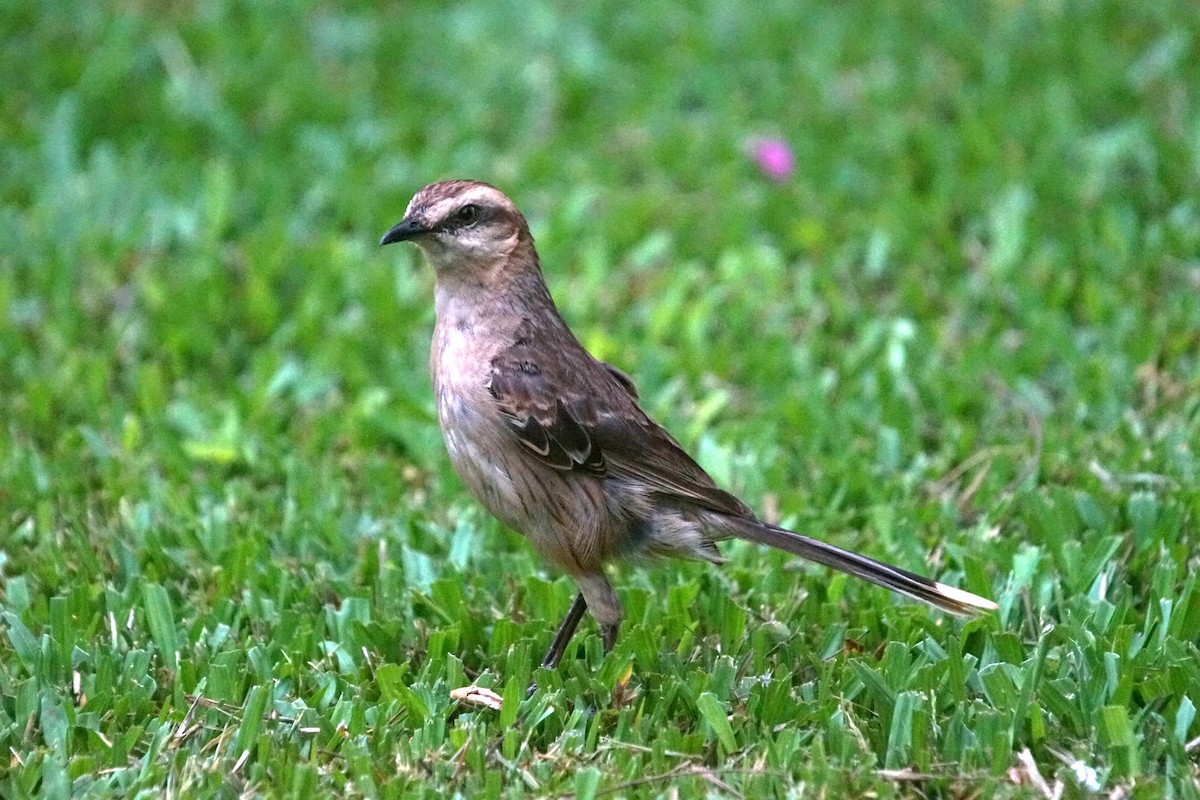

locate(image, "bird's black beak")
(379, 218), (427, 246)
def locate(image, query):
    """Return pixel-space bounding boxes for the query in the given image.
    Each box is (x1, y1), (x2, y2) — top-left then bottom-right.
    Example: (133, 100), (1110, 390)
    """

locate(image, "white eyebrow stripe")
(423, 186), (515, 226)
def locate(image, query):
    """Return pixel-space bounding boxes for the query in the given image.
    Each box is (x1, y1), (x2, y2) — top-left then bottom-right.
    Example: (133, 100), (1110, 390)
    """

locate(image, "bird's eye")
(457, 204), (480, 224)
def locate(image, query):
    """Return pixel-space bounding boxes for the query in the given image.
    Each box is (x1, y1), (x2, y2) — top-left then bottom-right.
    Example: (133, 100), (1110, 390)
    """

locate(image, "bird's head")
(380, 180), (535, 277)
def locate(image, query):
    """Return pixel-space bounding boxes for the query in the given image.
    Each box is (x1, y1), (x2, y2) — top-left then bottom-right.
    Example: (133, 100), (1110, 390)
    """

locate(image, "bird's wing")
(487, 345), (751, 518)
(600, 360), (639, 399)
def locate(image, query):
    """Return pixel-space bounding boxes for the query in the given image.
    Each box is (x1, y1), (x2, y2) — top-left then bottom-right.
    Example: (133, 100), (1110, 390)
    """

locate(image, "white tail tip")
(935, 582), (999, 612)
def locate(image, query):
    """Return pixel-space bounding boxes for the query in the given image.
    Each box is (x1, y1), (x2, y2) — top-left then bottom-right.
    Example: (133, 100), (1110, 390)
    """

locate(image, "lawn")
(2, 1), (1199, 797)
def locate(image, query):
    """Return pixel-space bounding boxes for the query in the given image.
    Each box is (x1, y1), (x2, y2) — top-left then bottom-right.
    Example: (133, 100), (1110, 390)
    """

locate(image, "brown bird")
(380, 180), (997, 670)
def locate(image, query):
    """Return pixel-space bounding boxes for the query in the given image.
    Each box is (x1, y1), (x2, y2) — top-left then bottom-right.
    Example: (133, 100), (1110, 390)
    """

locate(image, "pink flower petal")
(752, 138), (794, 182)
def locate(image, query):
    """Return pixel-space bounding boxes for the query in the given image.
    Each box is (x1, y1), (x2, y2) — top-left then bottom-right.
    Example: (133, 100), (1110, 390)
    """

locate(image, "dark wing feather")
(487, 336), (751, 517)
(596, 418), (750, 516)
(601, 361), (639, 399)
(487, 365), (606, 474)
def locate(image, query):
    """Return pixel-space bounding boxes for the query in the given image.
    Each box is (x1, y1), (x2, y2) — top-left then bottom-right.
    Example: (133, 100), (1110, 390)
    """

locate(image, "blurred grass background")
(2, 1), (1199, 796)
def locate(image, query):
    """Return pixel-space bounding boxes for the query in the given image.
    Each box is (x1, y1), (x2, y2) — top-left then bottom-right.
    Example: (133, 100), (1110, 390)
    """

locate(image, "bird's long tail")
(719, 516), (997, 616)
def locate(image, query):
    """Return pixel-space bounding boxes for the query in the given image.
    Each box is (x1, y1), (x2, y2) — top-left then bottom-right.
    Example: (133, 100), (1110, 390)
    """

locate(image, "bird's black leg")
(527, 592), (589, 699)
(540, 591), (588, 669)
(601, 623), (619, 654)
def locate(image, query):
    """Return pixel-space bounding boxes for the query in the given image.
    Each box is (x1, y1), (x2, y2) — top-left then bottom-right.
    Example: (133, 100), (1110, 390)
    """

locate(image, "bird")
(379, 180), (997, 671)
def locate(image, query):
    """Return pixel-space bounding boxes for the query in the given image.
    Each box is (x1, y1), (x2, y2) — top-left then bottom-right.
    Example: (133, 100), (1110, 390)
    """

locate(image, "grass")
(2, 0), (1199, 796)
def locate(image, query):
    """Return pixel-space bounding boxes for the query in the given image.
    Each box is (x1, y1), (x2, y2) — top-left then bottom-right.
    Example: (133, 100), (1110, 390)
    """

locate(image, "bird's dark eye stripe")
(431, 203), (484, 234)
